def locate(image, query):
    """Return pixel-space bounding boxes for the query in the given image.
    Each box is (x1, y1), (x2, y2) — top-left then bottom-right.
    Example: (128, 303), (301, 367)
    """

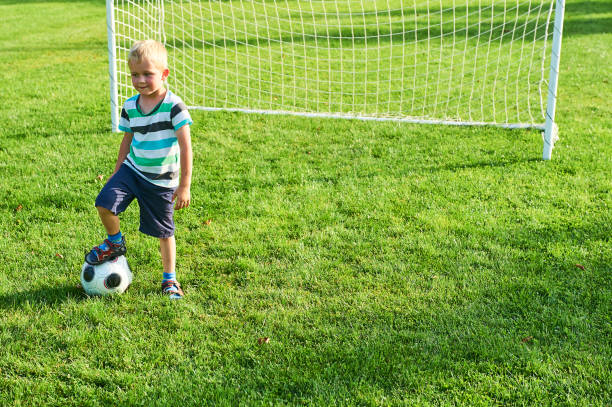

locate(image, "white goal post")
(106, 0), (565, 159)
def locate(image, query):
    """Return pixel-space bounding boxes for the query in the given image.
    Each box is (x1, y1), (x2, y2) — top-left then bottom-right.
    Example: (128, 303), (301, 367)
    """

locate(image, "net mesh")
(111, 0), (556, 127)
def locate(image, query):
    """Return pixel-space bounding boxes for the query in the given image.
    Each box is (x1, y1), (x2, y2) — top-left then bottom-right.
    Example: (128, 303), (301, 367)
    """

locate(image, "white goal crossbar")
(106, 0), (565, 159)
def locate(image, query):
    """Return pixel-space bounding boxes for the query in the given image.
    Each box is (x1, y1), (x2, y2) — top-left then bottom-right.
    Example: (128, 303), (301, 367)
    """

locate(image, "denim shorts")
(95, 164), (176, 238)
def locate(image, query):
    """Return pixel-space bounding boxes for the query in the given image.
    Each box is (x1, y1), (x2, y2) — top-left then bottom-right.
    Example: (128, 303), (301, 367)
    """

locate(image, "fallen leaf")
(55, 253), (64, 259)
(96, 174), (104, 181)
(205, 219), (212, 226)
(575, 264), (585, 270)
(15, 204), (23, 212)
(257, 337), (270, 345)
(521, 336), (533, 343)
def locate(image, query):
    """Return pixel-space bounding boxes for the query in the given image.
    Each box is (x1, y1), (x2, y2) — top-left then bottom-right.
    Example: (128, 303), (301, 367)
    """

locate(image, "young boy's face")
(129, 58), (169, 98)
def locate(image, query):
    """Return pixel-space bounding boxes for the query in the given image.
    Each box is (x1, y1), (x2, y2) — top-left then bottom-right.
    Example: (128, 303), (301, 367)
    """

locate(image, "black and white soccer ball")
(81, 256), (133, 296)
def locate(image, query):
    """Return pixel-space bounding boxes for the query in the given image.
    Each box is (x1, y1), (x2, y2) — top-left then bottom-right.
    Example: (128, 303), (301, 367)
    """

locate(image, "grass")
(0, 0), (610, 405)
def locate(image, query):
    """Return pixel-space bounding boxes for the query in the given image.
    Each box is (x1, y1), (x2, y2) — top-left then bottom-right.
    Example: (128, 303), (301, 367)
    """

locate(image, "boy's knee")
(96, 206), (114, 214)
(96, 206), (119, 221)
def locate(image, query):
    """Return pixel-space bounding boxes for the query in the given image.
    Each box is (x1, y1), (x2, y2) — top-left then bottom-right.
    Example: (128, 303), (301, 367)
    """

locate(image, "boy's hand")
(173, 186), (191, 210)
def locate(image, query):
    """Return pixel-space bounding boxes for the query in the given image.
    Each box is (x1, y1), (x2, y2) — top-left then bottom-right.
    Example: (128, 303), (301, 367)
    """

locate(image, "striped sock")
(99, 231), (122, 251)
(108, 231), (122, 243)
(162, 272), (177, 283)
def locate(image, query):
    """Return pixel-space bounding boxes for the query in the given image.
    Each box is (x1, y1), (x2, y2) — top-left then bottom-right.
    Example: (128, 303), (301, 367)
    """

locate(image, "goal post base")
(542, 122), (559, 160)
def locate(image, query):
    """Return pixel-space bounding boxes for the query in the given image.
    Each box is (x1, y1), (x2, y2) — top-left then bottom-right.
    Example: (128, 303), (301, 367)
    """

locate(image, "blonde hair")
(128, 40), (168, 69)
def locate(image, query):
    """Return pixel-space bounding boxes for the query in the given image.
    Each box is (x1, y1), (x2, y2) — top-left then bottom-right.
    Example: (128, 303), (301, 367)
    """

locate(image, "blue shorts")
(95, 164), (176, 238)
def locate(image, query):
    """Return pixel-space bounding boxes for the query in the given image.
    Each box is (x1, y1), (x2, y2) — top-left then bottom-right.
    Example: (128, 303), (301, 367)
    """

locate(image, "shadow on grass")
(432, 156), (542, 172)
(0, 283), (86, 310)
(564, 16), (612, 37)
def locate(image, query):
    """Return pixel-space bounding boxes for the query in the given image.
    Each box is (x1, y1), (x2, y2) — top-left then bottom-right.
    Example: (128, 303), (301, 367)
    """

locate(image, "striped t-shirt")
(118, 91), (192, 189)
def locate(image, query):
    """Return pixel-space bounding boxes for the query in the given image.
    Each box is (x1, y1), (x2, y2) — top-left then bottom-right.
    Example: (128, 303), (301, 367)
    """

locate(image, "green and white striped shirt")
(118, 91), (192, 189)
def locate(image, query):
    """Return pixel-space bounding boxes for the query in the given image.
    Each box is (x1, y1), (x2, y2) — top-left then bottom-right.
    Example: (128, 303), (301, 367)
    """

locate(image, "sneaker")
(85, 237), (127, 265)
(161, 280), (184, 300)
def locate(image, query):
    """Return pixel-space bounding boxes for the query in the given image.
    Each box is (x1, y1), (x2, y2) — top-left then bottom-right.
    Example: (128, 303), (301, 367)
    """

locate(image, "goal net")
(106, 0), (564, 158)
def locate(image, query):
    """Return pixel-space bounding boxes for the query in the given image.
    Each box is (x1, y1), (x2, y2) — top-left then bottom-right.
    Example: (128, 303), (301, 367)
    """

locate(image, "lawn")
(0, 0), (610, 405)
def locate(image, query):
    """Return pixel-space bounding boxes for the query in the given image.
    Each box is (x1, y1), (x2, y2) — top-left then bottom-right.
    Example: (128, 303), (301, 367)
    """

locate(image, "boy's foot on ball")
(161, 280), (184, 300)
(85, 236), (127, 265)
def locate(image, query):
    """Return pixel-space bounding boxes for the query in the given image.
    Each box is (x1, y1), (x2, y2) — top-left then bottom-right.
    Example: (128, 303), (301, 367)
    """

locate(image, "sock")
(98, 231), (122, 251)
(108, 231), (122, 244)
(162, 272), (177, 282)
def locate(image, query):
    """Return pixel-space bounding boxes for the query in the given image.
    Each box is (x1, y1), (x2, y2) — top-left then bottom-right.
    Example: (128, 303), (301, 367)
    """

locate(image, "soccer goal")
(106, 0), (565, 159)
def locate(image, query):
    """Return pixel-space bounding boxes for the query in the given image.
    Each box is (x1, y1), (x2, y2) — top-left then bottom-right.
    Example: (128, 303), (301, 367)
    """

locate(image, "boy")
(86, 40), (193, 300)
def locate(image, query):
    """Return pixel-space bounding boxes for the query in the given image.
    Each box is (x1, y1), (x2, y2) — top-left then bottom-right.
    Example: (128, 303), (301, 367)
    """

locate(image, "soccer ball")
(81, 256), (133, 296)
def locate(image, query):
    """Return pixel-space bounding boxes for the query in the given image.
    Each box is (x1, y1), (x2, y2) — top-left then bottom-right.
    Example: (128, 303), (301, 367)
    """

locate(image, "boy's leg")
(131, 177), (182, 298)
(159, 236), (176, 275)
(86, 167), (133, 265)
(85, 211), (126, 264)
(97, 206), (120, 235)
(160, 236), (184, 299)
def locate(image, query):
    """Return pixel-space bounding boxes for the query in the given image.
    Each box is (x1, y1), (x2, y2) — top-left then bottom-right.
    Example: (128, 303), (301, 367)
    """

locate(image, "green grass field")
(0, 0), (610, 405)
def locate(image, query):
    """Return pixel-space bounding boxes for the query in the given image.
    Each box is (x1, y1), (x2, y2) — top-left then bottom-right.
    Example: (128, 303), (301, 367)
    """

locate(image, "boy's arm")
(113, 132), (133, 175)
(173, 125), (192, 210)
